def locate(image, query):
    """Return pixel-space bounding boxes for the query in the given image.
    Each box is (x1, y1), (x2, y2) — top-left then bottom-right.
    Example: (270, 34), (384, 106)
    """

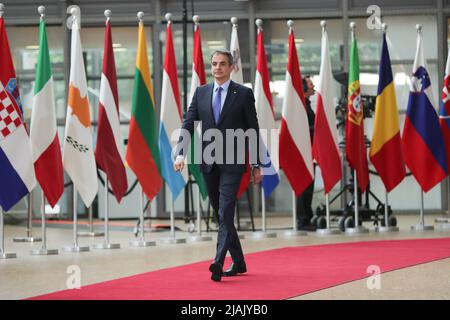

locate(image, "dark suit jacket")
(177, 80), (261, 174)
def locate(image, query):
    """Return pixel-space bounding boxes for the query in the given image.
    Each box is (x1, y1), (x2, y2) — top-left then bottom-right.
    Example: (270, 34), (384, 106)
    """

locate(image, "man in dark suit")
(174, 49), (262, 282)
(296, 75), (316, 231)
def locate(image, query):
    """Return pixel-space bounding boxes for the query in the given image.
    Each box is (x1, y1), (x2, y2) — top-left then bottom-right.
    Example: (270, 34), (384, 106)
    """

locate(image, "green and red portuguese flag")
(345, 35), (369, 192)
(125, 19), (162, 200)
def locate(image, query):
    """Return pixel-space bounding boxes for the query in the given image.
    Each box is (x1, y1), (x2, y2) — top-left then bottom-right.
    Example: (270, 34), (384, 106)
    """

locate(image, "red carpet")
(29, 237), (450, 300)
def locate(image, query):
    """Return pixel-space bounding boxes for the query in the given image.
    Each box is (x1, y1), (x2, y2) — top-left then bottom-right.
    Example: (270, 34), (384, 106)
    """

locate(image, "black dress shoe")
(223, 262), (247, 277)
(209, 262), (223, 282)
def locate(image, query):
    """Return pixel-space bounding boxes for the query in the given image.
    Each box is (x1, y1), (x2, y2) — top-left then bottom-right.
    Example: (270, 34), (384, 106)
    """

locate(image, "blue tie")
(212, 86), (223, 124)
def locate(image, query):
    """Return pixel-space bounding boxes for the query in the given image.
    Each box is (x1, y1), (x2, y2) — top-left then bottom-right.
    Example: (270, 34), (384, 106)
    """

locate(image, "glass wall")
(81, 25), (153, 123)
(7, 26), (65, 120)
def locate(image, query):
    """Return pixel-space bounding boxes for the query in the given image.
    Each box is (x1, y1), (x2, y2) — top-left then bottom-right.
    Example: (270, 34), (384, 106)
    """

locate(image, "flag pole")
(0, 206), (17, 259)
(31, 190), (59, 255)
(411, 189), (434, 231)
(94, 173), (120, 249)
(378, 189), (399, 232)
(63, 186), (90, 252)
(345, 170), (368, 234)
(283, 190), (307, 237)
(159, 189), (186, 244)
(129, 185), (155, 247)
(318, 193), (341, 235)
(13, 192), (42, 242)
(249, 187), (277, 239)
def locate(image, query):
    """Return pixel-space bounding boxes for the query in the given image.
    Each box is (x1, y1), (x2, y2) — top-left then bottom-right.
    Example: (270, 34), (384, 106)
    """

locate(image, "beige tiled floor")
(1, 213), (450, 300)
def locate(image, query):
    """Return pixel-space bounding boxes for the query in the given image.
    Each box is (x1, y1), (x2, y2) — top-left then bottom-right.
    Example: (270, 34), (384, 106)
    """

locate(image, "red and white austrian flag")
(0, 81), (22, 140)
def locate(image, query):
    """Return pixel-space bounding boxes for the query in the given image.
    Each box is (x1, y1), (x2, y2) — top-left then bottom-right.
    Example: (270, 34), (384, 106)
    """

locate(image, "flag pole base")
(129, 240), (156, 247)
(0, 251), (17, 259)
(158, 237), (186, 245)
(62, 245), (90, 252)
(316, 228), (341, 236)
(248, 231), (277, 240)
(13, 237), (42, 243)
(240, 220), (253, 228)
(282, 230), (307, 237)
(77, 231), (104, 237)
(187, 235), (213, 242)
(93, 242), (120, 250)
(410, 224), (434, 231)
(30, 248), (59, 255)
(376, 226), (399, 233)
(345, 226), (369, 235)
(436, 223), (450, 231)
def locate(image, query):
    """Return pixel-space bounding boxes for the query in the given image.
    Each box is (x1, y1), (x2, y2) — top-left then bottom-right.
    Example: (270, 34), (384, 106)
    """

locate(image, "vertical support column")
(13, 192), (42, 242)
(1, 207), (17, 259)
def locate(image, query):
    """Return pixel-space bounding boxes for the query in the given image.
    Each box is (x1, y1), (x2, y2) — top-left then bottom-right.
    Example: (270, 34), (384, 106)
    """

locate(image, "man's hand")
(251, 167), (262, 184)
(173, 157), (185, 172)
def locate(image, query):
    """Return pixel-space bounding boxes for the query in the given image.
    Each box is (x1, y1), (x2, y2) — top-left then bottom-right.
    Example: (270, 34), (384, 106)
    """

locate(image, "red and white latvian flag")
(63, 17), (98, 207)
(279, 24), (314, 196)
(94, 18), (128, 203)
(312, 23), (342, 194)
(30, 16), (64, 208)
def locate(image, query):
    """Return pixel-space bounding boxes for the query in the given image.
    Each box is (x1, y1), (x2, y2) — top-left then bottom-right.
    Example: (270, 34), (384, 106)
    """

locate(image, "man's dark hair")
(210, 49), (234, 66)
(302, 75), (311, 94)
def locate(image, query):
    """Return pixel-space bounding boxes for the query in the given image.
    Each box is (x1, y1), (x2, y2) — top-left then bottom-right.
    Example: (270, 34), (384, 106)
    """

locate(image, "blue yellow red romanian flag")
(369, 33), (405, 192)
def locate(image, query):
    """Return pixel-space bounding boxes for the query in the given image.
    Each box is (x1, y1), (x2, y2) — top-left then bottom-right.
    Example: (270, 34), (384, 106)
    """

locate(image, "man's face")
(305, 78), (315, 98)
(211, 53), (233, 83)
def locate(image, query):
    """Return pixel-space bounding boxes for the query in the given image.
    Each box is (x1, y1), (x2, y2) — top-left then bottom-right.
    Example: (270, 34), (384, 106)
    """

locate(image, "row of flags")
(267, 20), (450, 200)
(1, 13), (450, 213)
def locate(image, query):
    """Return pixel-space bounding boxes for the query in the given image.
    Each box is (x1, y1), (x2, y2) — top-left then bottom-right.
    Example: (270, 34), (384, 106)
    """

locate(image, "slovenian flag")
(0, 15), (36, 211)
(159, 20), (188, 199)
(401, 27), (448, 192)
(255, 25), (280, 198)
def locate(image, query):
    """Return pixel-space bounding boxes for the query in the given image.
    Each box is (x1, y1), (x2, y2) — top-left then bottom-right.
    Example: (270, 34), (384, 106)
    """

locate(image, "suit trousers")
(203, 165), (245, 266)
(296, 179), (315, 226)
